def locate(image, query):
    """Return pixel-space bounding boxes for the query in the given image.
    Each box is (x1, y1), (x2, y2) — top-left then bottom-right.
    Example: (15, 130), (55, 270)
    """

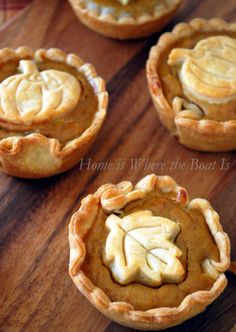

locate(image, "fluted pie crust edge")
(146, 18), (236, 152)
(68, 0), (181, 40)
(0, 47), (108, 179)
(69, 174), (230, 330)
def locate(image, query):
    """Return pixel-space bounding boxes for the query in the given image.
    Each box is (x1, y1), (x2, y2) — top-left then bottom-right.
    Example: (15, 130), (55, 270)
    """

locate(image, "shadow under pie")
(0, 47), (108, 178)
(69, 174), (230, 330)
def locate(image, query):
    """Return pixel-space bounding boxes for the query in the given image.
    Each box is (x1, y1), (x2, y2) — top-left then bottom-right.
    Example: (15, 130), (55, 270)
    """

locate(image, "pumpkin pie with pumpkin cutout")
(68, 0), (182, 39)
(147, 18), (236, 151)
(0, 47), (108, 178)
(69, 174), (230, 330)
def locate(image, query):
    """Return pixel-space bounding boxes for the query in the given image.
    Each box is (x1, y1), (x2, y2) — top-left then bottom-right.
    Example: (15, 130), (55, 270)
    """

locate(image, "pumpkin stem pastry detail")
(68, 0), (182, 40)
(0, 60), (81, 125)
(147, 19), (236, 151)
(69, 174), (230, 330)
(0, 47), (108, 178)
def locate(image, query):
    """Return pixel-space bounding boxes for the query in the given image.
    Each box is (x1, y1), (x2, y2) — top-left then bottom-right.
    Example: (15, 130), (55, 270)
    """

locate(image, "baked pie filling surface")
(0, 47), (107, 178)
(69, 174), (230, 329)
(79, 0), (177, 18)
(0, 58), (98, 145)
(168, 35), (236, 121)
(147, 19), (236, 151)
(103, 210), (185, 287)
(158, 31), (236, 123)
(81, 192), (220, 311)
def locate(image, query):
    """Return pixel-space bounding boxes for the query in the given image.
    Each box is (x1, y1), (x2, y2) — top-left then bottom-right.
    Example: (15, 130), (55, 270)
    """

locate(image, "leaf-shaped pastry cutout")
(0, 60), (81, 125)
(168, 36), (236, 100)
(103, 210), (185, 287)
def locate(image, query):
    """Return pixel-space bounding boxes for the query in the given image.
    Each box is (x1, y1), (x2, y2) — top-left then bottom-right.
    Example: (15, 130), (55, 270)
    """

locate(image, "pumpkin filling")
(81, 0), (176, 17)
(159, 31), (236, 122)
(81, 193), (219, 311)
(0, 59), (98, 145)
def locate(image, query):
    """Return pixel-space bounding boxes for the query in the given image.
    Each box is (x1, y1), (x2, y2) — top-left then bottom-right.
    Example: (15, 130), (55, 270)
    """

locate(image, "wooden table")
(0, 0), (235, 331)
(0, 0), (32, 26)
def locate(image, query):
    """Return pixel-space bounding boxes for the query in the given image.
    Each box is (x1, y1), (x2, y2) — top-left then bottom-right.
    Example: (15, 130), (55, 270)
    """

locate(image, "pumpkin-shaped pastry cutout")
(0, 60), (81, 126)
(168, 36), (236, 100)
(147, 19), (236, 151)
(0, 47), (108, 178)
(168, 36), (236, 121)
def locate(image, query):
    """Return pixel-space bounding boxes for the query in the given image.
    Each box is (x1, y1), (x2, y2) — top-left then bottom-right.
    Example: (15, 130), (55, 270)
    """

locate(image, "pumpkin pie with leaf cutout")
(147, 18), (236, 151)
(0, 47), (108, 178)
(69, 174), (230, 330)
(68, 0), (182, 40)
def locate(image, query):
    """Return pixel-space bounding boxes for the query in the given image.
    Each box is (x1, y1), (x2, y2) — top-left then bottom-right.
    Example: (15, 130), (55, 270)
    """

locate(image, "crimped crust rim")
(146, 18), (236, 135)
(69, 174), (230, 328)
(68, 0), (181, 26)
(0, 46), (108, 158)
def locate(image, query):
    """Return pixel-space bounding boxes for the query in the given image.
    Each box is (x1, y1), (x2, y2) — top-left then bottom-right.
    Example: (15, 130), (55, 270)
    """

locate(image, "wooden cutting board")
(0, 0), (235, 331)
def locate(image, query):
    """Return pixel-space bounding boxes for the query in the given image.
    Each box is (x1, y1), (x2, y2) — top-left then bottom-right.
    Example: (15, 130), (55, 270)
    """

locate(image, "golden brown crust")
(0, 47), (108, 179)
(68, 0), (182, 39)
(69, 174), (230, 330)
(146, 18), (236, 151)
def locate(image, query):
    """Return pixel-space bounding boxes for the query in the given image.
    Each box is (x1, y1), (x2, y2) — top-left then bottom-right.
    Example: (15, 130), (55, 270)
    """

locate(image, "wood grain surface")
(0, 0), (235, 331)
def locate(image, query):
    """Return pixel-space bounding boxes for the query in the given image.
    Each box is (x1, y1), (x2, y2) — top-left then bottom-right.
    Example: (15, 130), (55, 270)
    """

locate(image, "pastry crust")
(69, 174), (230, 330)
(68, 0), (182, 40)
(103, 210), (186, 287)
(0, 47), (108, 179)
(146, 18), (236, 151)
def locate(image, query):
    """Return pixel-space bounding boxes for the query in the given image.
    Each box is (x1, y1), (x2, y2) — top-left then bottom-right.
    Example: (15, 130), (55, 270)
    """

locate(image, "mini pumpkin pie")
(147, 18), (236, 151)
(69, 174), (230, 330)
(0, 47), (108, 178)
(68, 0), (182, 40)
